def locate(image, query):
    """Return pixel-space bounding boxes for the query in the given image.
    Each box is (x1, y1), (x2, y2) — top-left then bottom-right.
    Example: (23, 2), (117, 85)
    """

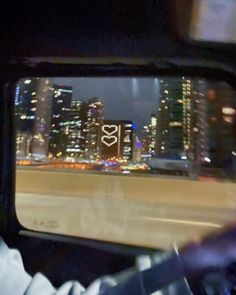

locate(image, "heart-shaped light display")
(101, 135), (118, 147)
(102, 125), (118, 136)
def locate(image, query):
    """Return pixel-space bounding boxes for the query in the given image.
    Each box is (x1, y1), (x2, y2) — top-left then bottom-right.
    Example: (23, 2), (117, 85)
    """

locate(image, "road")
(15, 168), (236, 250)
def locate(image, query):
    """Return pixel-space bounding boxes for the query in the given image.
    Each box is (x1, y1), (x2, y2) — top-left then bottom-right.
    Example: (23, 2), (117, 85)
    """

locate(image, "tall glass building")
(15, 78), (53, 159)
(85, 97), (104, 160)
(48, 84), (72, 159)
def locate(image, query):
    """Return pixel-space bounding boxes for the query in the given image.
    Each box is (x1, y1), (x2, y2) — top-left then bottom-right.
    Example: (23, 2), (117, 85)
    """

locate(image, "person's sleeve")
(0, 236), (32, 295)
(0, 236), (191, 295)
(0, 237), (86, 295)
(0, 237), (117, 295)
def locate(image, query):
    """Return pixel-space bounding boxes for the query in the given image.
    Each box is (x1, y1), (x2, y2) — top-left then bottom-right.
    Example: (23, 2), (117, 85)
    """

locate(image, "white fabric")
(0, 237), (116, 295)
(24, 273), (56, 294)
(0, 237), (189, 295)
(0, 237), (31, 295)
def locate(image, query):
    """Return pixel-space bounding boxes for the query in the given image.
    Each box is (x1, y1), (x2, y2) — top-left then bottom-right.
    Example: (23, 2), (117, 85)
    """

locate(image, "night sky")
(54, 77), (160, 135)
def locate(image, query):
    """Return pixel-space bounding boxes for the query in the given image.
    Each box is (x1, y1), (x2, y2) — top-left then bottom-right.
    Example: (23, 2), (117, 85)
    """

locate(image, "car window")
(15, 77), (236, 249)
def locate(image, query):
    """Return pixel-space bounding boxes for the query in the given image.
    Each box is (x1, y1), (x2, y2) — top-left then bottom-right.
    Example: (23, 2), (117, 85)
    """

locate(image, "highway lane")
(15, 168), (236, 249)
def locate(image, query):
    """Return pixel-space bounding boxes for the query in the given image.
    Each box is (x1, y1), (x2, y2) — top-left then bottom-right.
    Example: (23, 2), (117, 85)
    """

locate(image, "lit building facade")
(156, 78), (184, 157)
(206, 82), (236, 167)
(16, 133), (33, 158)
(48, 85), (72, 158)
(15, 78), (53, 158)
(141, 125), (151, 155)
(61, 101), (88, 160)
(15, 79), (38, 133)
(31, 79), (54, 159)
(133, 136), (142, 162)
(100, 120), (133, 160)
(191, 80), (208, 163)
(122, 121), (134, 160)
(85, 97), (104, 160)
(156, 78), (208, 161)
(141, 114), (157, 157)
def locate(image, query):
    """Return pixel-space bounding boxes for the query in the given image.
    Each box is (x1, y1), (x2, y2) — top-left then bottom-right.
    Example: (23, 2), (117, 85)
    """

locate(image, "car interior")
(0, 0), (236, 294)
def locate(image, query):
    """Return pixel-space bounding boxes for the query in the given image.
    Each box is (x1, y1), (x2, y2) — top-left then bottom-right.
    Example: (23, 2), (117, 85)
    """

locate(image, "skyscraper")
(156, 78), (184, 157)
(191, 80), (208, 163)
(156, 78), (208, 161)
(61, 100), (88, 160)
(133, 136), (142, 162)
(85, 97), (104, 160)
(31, 79), (54, 159)
(15, 78), (38, 134)
(15, 78), (53, 158)
(100, 120), (133, 160)
(141, 114), (157, 157)
(122, 121), (134, 161)
(15, 78), (38, 157)
(48, 84), (72, 159)
(206, 82), (236, 167)
(141, 125), (151, 156)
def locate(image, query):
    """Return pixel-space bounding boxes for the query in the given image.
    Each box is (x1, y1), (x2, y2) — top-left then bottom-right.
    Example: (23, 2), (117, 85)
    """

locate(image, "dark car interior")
(0, 0), (236, 294)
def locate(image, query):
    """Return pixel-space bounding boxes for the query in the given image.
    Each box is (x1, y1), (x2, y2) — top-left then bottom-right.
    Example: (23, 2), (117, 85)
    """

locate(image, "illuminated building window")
(210, 116), (217, 122)
(222, 107), (236, 115)
(169, 122), (183, 127)
(207, 90), (216, 100)
(223, 116), (233, 123)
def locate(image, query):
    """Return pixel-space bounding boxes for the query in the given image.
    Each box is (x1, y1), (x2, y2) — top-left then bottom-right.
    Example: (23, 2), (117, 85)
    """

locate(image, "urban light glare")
(204, 157), (211, 163)
(132, 78), (139, 97)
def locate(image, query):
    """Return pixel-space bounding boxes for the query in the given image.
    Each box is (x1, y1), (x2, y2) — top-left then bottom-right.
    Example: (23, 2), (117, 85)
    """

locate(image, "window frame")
(1, 60), (236, 253)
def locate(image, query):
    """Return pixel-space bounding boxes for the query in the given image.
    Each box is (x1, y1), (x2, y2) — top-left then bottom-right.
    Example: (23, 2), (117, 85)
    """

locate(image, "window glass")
(15, 77), (236, 249)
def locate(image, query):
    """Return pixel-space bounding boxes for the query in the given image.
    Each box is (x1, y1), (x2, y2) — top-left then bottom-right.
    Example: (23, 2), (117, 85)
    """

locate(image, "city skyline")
(15, 77), (236, 175)
(54, 77), (160, 134)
